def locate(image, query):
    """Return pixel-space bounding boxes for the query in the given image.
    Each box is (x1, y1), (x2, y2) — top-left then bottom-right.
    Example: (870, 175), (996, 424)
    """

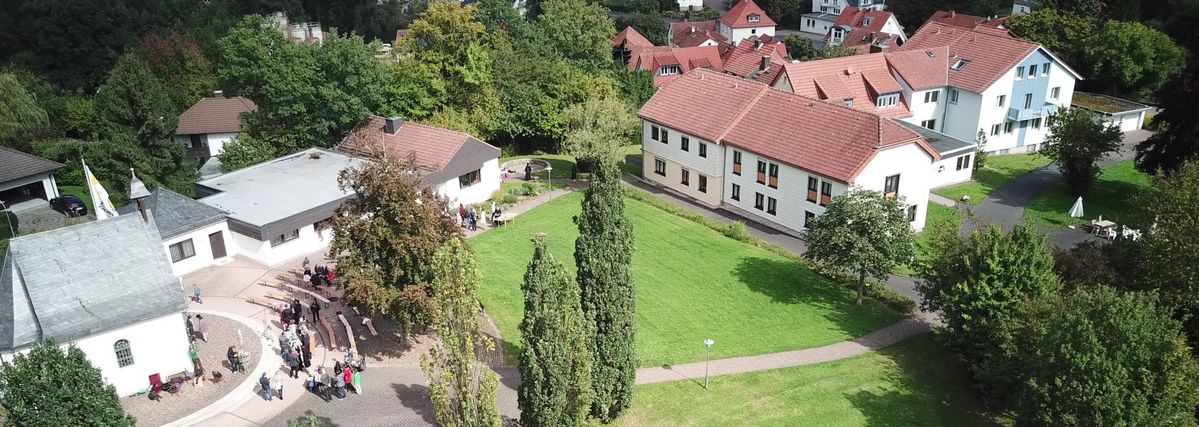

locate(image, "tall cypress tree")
(574, 158), (636, 422)
(519, 233), (594, 426)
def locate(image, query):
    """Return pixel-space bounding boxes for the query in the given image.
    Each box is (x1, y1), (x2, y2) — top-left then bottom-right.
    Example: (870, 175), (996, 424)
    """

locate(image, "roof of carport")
(0, 147), (63, 189)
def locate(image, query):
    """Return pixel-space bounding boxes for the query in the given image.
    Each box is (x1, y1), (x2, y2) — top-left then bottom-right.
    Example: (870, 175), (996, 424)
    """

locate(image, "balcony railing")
(1007, 104), (1058, 122)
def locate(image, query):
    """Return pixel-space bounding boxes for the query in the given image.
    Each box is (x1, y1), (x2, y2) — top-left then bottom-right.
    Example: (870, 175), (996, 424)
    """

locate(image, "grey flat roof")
(0, 146), (63, 188)
(1071, 91), (1152, 115)
(196, 148), (369, 228)
(118, 188), (228, 240)
(897, 122), (976, 155)
(0, 214), (185, 351)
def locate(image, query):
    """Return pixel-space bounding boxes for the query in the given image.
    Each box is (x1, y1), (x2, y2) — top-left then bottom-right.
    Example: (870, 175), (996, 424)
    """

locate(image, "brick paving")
(121, 314), (262, 427)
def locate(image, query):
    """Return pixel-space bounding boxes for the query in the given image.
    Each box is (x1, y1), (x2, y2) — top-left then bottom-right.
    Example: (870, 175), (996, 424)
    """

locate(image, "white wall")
(852, 143), (934, 231)
(678, 0), (702, 10)
(879, 16), (905, 40)
(930, 151), (975, 189)
(939, 88), (983, 144)
(800, 16), (836, 34)
(721, 146), (848, 233)
(161, 221), (233, 277)
(641, 121), (726, 206)
(903, 86), (945, 132)
(230, 223), (333, 266)
(0, 313), (193, 396)
(2, 173), (60, 202)
(441, 158), (502, 207)
(206, 132), (239, 157)
(724, 26), (775, 44)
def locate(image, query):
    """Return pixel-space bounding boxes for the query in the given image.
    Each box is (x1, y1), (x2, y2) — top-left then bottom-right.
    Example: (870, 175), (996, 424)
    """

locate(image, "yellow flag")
(82, 160), (118, 220)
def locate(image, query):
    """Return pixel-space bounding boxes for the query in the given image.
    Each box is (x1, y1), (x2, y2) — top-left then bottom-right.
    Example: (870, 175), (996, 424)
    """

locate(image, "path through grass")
(472, 192), (903, 367)
(934, 154), (1052, 205)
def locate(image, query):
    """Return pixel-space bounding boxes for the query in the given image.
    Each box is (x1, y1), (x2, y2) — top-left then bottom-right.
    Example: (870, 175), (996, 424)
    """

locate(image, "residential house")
(0, 147), (62, 212)
(1071, 91), (1152, 132)
(118, 186), (233, 277)
(824, 7), (906, 53)
(175, 92), (258, 163)
(339, 116), (502, 207)
(623, 45), (726, 85)
(896, 14), (1082, 154)
(195, 148), (370, 266)
(800, 0), (886, 35)
(720, 39), (788, 80)
(639, 69), (939, 233)
(613, 26), (656, 65)
(668, 21), (727, 48)
(1012, 0), (1032, 15)
(923, 10), (1009, 30)
(1, 213), (191, 396)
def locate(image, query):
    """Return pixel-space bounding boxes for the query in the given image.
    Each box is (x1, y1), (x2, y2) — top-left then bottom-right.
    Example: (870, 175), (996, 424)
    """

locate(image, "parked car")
(50, 196), (88, 217)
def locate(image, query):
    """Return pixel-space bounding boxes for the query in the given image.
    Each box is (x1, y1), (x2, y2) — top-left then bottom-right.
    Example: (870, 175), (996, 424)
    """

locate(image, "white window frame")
(1004, 121), (1014, 134)
(921, 119), (936, 130)
(1024, 93), (1033, 109)
(947, 88), (959, 104)
(660, 65), (682, 76)
(996, 95), (1006, 107)
(1051, 87), (1060, 99)
(1016, 66), (1024, 79)
(654, 159), (666, 176)
(876, 93), (899, 108)
(114, 339), (134, 367)
(271, 229), (301, 247)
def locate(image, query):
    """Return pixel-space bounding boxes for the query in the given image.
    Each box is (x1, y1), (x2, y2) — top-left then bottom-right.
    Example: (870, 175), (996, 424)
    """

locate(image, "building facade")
(639, 70), (939, 234)
(119, 188), (234, 277)
(801, 0), (886, 35)
(175, 93), (258, 164)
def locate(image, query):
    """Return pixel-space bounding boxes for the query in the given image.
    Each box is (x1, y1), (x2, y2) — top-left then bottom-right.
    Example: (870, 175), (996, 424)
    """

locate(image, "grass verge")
(934, 154), (1051, 205)
(1023, 160), (1149, 228)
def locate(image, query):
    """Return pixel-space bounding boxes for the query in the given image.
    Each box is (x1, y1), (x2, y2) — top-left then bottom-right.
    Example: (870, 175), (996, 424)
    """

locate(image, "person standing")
(310, 297), (321, 324)
(458, 204), (466, 227)
(227, 346), (241, 373)
(288, 351), (302, 378)
(342, 365), (355, 394)
(299, 331), (312, 368)
(193, 284), (202, 304)
(259, 373), (272, 401)
(352, 366), (363, 395)
(524, 163), (533, 181)
(195, 314), (209, 342)
(290, 299), (302, 325)
(273, 371), (285, 400)
(185, 315), (196, 343)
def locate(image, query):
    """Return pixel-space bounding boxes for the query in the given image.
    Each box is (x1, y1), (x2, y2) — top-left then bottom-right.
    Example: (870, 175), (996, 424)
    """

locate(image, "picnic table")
(1093, 219), (1116, 232)
(493, 212), (516, 226)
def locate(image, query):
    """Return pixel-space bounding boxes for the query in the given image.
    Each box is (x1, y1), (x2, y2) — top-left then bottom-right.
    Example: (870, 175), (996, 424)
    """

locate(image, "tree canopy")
(804, 188), (914, 305)
(0, 341), (134, 426)
(532, 0), (617, 73)
(0, 72), (48, 151)
(1041, 107), (1123, 196)
(1135, 64), (1199, 175)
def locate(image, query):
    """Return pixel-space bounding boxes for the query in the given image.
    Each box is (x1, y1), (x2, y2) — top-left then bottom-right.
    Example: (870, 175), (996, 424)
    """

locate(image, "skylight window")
(951, 59), (970, 71)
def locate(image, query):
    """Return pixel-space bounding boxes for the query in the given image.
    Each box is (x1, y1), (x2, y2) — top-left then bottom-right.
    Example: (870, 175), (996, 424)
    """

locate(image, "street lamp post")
(703, 338), (715, 389)
(545, 165), (554, 190)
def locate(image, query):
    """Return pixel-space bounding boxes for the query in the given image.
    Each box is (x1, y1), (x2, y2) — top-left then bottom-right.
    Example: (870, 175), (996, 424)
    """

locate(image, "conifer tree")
(519, 233), (594, 426)
(421, 239), (501, 427)
(574, 158), (636, 422)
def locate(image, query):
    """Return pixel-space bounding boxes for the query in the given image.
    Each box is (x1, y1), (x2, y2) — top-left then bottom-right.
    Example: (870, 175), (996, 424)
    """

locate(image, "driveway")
(12, 204), (86, 234)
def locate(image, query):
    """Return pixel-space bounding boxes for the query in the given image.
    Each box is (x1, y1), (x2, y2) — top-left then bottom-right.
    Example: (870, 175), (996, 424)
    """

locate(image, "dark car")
(50, 196), (88, 217)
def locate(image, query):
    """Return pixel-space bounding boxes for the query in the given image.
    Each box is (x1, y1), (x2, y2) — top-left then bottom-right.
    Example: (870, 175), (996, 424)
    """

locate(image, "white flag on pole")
(82, 160), (118, 220)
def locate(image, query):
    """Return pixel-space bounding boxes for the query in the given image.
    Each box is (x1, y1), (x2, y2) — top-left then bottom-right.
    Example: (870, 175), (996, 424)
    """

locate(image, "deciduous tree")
(217, 135), (276, 171)
(139, 32), (218, 112)
(532, 0), (618, 73)
(562, 96), (638, 166)
(1014, 287), (1199, 425)
(0, 342), (134, 426)
(783, 35), (818, 61)
(402, 2), (493, 109)
(0, 73), (48, 152)
(330, 156), (459, 335)
(805, 188), (914, 306)
(1041, 107), (1123, 196)
(1135, 64), (1199, 175)
(615, 12), (668, 46)
(575, 159), (636, 422)
(519, 234), (594, 427)
(917, 224), (1060, 401)
(421, 238), (502, 427)
(1087, 20), (1186, 99)
(1007, 10), (1096, 73)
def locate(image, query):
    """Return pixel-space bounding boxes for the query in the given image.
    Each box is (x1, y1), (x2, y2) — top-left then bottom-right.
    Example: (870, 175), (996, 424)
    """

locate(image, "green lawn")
(618, 335), (1001, 426)
(58, 185), (94, 212)
(472, 192), (903, 367)
(934, 154), (1052, 205)
(1023, 160), (1150, 228)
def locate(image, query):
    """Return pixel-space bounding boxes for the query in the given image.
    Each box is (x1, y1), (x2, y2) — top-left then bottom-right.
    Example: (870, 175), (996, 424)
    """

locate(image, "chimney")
(129, 169), (151, 223)
(385, 117), (402, 135)
(949, 10), (956, 18)
(213, 90), (224, 98)
(690, 25), (696, 34)
(760, 55), (770, 71)
(753, 40), (763, 51)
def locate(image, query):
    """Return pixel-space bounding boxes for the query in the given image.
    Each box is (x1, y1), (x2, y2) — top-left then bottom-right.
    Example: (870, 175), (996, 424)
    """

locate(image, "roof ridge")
(713, 77), (771, 144)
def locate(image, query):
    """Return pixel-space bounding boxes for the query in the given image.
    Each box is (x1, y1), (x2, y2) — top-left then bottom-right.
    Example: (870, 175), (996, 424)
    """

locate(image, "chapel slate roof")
(118, 188), (228, 240)
(175, 95), (258, 135)
(0, 214), (185, 351)
(0, 147), (63, 185)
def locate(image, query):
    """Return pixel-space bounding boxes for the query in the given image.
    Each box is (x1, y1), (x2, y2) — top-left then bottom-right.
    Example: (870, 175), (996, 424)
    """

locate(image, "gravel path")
(121, 314), (263, 426)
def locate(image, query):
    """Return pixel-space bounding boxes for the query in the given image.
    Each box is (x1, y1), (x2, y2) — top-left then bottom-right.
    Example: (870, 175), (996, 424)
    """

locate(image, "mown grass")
(1023, 160), (1150, 228)
(934, 154), (1052, 205)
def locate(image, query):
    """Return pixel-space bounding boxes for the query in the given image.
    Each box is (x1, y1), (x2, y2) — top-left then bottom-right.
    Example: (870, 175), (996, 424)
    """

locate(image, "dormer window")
(845, 98), (854, 108)
(863, 17), (873, 26)
(876, 93), (899, 108)
(832, 28), (845, 42)
(748, 14), (760, 23)
(951, 59), (970, 70)
(660, 65), (681, 75)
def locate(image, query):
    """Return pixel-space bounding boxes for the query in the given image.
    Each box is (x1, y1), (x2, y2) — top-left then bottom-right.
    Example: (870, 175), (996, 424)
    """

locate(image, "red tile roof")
(833, 7), (893, 33)
(899, 21), (1037, 93)
(883, 47), (949, 90)
(719, 0), (777, 29)
(629, 46), (726, 85)
(776, 54), (912, 118)
(720, 39), (789, 78)
(340, 116), (498, 172)
(638, 70), (937, 182)
(924, 10), (1008, 31)
(175, 95), (257, 135)
(613, 26), (654, 48)
(831, 29), (902, 53)
(669, 21), (727, 47)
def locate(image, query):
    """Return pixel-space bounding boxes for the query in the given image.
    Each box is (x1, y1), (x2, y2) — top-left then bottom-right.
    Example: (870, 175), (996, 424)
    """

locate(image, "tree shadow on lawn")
(846, 337), (1001, 427)
(1029, 179), (1147, 227)
(734, 256), (901, 335)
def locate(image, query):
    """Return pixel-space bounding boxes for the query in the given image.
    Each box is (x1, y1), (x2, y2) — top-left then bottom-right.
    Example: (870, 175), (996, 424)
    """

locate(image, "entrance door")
(208, 231), (227, 259)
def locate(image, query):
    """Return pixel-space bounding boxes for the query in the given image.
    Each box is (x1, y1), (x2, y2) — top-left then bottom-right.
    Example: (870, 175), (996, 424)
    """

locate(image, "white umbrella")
(1068, 196), (1085, 218)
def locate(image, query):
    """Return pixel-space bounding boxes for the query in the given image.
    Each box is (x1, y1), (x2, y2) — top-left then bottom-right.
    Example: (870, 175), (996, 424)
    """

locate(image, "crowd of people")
(457, 202), (504, 231)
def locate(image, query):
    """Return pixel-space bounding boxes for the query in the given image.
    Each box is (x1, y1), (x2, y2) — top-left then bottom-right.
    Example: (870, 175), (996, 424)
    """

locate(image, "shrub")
(722, 220), (751, 242)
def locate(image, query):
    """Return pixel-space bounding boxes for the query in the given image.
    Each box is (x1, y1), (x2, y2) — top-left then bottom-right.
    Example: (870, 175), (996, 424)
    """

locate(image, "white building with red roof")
(717, 0), (777, 43)
(824, 7), (906, 52)
(174, 91), (258, 163)
(800, 0), (886, 35)
(340, 116), (502, 206)
(638, 69), (940, 232)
